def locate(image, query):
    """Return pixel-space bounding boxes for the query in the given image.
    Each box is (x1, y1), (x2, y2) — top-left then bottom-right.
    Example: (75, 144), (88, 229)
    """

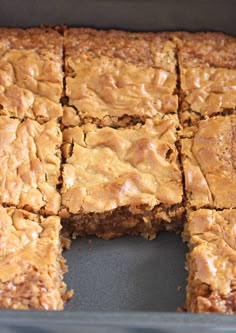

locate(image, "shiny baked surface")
(0, 116), (62, 215)
(0, 28), (235, 313)
(61, 117), (182, 215)
(175, 32), (236, 129)
(0, 28), (63, 122)
(63, 28), (178, 126)
(181, 115), (236, 209)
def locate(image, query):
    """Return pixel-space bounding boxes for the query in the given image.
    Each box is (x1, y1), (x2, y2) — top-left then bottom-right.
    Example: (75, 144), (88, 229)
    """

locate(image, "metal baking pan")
(0, 0), (236, 332)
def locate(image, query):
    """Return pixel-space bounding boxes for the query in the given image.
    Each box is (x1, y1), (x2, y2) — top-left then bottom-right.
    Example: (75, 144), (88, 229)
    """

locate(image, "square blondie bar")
(181, 115), (236, 209)
(0, 28), (63, 122)
(176, 32), (236, 132)
(185, 209), (236, 313)
(0, 206), (67, 310)
(63, 28), (178, 127)
(0, 116), (62, 215)
(61, 117), (184, 239)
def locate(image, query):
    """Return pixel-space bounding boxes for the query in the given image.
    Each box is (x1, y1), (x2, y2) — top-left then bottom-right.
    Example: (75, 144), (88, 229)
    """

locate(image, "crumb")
(177, 285), (182, 292)
(176, 307), (184, 313)
(62, 289), (74, 301)
(60, 235), (72, 250)
(88, 239), (93, 245)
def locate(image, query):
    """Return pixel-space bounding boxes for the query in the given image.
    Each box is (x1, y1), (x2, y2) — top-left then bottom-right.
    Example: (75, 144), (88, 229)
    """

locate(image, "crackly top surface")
(0, 116), (62, 215)
(0, 206), (58, 258)
(180, 67), (236, 121)
(63, 28), (178, 126)
(0, 28), (63, 122)
(61, 117), (183, 215)
(176, 32), (236, 126)
(65, 28), (177, 72)
(0, 206), (65, 310)
(186, 209), (236, 296)
(175, 32), (236, 69)
(63, 55), (178, 126)
(181, 115), (236, 209)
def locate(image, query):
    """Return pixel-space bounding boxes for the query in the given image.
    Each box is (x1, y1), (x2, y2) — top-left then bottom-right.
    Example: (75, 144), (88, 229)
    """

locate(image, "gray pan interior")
(64, 233), (188, 312)
(0, 0), (236, 331)
(0, 0), (236, 35)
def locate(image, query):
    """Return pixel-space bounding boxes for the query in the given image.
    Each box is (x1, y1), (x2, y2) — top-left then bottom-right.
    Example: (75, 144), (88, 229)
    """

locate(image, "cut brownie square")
(0, 116), (62, 215)
(181, 115), (236, 209)
(63, 28), (178, 127)
(0, 206), (67, 310)
(185, 209), (236, 314)
(60, 117), (184, 239)
(175, 32), (236, 132)
(0, 28), (63, 122)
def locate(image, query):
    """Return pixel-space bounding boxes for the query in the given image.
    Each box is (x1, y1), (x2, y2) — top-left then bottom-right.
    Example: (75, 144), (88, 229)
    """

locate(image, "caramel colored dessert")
(0, 27), (236, 314)
(0, 116), (62, 215)
(0, 206), (67, 310)
(63, 28), (178, 127)
(181, 115), (236, 209)
(176, 32), (236, 131)
(0, 28), (63, 123)
(185, 209), (236, 314)
(61, 117), (184, 239)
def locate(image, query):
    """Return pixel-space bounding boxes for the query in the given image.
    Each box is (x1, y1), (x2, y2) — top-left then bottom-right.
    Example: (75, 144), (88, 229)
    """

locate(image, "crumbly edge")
(186, 252), (236, 314)
(64, 27), (176, 59)
(65, 27), (170, 40)
(0, 251), (70, 310)
(172, 31), (236, 69)
(61, 204), (185, 240)
(182, 208), (236, 313)
(0, 27), (63, 55)
(0, 211), (71, 310)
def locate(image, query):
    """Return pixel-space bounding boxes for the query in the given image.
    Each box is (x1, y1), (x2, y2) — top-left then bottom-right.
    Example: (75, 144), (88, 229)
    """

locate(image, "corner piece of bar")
(0, 206), (67, 310)
(181, 115), (236, 209)
(0, 116), (62, 215)
(63, 28), (178, 127)
(175, 32), (236, 130)
(0, 28), (63, 123)
(60, 117), (184, 239)
(185, 209), (236, 314)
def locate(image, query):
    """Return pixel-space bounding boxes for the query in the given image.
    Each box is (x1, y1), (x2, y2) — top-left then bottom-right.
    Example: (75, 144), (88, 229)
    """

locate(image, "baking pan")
(0, 0), (236, 332)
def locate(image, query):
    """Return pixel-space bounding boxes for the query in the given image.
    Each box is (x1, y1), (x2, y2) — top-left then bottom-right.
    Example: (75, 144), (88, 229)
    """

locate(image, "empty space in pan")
(64, 233), (188, 312)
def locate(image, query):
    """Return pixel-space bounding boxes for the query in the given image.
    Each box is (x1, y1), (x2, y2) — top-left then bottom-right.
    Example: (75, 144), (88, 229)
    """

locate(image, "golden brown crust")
(64, 54), (178, 126)
(61, 117), (183, 216)
(0, 28), (63, 122)
(176, 32), (236, 127)
(181, 115), (236, 209)
(179, 67), (236, 128)
(0, 28), (62, 56)
(65, 28), (176, 72)
(0, 206), (67, 310)
(185, 209), (236, 313)
(0, 116), (62, 215)
(175, 32), (236, 69)
(2, 28), (236, 313)
(63, 28), (178, 126)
